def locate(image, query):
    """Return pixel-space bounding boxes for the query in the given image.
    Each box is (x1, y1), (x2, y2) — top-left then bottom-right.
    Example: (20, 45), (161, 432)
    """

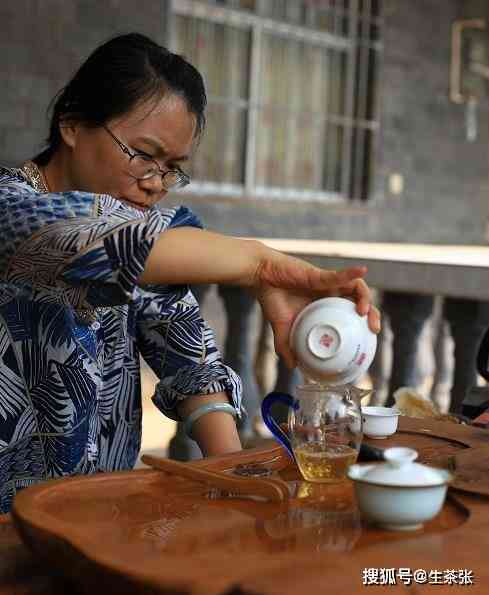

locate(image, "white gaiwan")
(347, 447), (453, 531)
(290, 297), (377, 385)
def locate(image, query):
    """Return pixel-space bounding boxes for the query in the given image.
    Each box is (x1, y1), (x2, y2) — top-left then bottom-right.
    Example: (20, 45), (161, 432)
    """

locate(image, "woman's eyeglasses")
(103, 125), (190, 191)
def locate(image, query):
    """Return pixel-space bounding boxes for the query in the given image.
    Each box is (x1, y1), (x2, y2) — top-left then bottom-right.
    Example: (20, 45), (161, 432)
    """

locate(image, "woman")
(0, 33), (380, 513)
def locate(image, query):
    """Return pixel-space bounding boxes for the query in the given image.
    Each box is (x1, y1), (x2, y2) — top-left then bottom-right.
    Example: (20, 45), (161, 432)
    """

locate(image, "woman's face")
(62, 93), (196, 210)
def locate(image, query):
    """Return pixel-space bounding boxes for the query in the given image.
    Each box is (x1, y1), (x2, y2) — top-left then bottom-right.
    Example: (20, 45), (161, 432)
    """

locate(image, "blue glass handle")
(261, 392), (299, 460)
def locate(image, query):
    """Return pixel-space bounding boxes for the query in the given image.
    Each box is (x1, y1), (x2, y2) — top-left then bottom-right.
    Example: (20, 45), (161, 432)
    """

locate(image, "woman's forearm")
(140, 227), (264, 287)
(141, 226), (381, 368)
(177, 392), (242, 457)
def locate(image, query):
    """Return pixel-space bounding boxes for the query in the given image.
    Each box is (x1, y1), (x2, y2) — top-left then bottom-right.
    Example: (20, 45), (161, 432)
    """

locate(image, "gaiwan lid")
(350, 447), (452, 487)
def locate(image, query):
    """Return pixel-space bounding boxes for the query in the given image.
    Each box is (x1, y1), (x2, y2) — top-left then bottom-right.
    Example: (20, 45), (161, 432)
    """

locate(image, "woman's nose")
(137, 175), (165, 195)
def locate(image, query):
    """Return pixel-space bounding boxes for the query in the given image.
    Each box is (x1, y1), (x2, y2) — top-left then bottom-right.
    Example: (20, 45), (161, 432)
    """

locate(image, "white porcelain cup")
(361, 406), (400, 439)
(289, 297), (377, 385)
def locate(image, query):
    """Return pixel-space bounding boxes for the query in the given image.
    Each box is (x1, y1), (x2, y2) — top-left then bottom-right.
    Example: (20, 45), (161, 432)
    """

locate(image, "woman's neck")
(42, 150), (75, 193)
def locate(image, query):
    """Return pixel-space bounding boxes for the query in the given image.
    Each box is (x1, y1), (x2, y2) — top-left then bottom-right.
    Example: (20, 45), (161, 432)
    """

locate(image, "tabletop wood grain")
(3, 418), (489, 594)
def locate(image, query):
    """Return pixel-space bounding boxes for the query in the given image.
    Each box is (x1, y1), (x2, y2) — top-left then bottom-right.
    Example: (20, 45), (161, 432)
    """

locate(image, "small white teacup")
(361, 406), (400, 439)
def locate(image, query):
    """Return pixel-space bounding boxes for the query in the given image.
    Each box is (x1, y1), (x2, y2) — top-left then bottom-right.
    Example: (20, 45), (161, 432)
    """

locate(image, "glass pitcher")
(262, 384), (368, 483)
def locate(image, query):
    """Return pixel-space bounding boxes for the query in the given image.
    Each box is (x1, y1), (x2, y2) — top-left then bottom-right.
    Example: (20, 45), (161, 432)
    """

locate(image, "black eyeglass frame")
(102, 125), (190, 190)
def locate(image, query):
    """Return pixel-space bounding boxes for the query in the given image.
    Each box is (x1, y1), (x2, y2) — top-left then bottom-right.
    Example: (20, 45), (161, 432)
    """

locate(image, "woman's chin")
(119, 198), (148, 211)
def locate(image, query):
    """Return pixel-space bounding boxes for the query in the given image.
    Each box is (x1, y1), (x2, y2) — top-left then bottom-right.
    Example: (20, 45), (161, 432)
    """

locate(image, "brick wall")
(1, 0), (489, 245)
(0, 0), (166, 166)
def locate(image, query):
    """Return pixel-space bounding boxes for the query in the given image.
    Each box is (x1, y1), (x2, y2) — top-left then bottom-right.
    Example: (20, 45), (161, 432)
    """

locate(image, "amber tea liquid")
(294, 442), (358, 482)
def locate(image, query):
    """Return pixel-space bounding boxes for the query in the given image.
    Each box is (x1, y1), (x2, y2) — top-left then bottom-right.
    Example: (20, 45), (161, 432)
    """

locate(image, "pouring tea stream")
(262, 298), (379, 482)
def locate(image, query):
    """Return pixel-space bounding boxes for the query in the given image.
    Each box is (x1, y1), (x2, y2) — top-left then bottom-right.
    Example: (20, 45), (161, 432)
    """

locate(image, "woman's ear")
(59, 119), (78, 149)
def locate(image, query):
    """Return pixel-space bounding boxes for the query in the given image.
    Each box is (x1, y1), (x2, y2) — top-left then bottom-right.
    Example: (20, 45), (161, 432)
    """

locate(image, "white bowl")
(289, 297), (377, 385)
(361, 406), (400, 439)
(347, 447), (453, 531)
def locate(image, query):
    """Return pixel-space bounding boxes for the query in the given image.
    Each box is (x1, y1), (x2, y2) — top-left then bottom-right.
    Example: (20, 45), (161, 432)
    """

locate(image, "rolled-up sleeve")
(0, 175), (201, 309)
(136, 286), (243, 421)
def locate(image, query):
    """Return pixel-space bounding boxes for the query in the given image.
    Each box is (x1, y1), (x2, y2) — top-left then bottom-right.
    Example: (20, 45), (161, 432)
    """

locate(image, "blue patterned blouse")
(0, 165), (242, 513)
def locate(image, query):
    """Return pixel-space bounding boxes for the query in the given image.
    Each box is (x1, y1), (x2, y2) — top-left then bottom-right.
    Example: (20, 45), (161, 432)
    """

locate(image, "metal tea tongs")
(141, 454), (290, 503)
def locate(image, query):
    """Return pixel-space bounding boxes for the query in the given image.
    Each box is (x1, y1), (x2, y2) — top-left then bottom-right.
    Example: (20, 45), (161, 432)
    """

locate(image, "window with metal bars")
(169, 0), (381, 202)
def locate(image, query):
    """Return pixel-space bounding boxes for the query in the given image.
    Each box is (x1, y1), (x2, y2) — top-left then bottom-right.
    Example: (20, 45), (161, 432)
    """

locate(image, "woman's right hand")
(249, 247), (381, 368)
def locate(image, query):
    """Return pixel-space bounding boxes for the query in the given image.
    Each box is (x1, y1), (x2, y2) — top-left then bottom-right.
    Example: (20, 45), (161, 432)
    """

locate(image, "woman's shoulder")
(0, 163), (99, 220)
(0, 164), (204, 230)
(0, 165), (32, 190)
(0, 162), (53, 200)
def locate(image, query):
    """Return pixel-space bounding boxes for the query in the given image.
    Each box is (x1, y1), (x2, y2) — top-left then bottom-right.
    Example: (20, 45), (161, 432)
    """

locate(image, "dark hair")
(36, 33), (206, 165)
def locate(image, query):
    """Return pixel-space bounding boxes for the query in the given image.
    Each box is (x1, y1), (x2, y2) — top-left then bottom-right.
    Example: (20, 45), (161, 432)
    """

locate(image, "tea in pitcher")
(294, 442), (358, 482)
(262, 384), (364, 483)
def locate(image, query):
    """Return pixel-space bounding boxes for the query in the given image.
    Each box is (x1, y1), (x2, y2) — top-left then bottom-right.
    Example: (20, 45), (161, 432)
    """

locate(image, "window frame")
(166, 0), (383, 203)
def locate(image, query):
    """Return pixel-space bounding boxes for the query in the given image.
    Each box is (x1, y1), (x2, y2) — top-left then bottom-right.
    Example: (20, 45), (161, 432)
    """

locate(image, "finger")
(280, 348), (296, 370)
(368, 305), (382, 334)
(271, 320), (297, 369)
(338, 278), (371, 316)
(352, 278), (371, 316)
(318, 266), (367, 290)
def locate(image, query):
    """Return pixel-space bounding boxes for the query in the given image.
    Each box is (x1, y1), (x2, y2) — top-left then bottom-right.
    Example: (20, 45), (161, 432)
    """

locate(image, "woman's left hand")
(252, 251), (381, 369)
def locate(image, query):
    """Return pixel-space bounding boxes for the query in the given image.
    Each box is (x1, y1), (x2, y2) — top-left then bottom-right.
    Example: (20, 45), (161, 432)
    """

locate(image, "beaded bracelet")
(184, 402), (237, 439)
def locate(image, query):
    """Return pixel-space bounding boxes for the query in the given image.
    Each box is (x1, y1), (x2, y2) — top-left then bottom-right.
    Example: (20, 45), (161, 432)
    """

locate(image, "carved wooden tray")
(11, 418), (489, 595)
(441, 446), (489, 497)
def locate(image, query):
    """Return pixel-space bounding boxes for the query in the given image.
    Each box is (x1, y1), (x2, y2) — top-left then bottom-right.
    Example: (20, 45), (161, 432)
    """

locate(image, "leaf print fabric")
(0, 167), (242, 513)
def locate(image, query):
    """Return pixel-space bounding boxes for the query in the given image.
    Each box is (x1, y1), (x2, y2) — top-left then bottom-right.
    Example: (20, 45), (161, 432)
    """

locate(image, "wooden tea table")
(3, 417), (489, 594)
